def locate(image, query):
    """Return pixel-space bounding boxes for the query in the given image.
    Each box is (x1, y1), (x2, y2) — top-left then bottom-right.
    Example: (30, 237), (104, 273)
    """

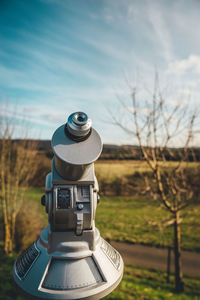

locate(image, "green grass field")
(95, 160), (199, 180)
(24, 189), (200, 252)
(1, 158), (200, 300)
(95, 160), (151, 181)
(7, 159), (199, 299)
(104, 265), (200, 300)
(96, 196), (200, 251)
(1, 170), (199, 299)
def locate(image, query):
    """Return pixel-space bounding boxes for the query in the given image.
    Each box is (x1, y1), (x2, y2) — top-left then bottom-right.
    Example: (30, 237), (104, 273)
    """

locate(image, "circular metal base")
(13, 227), (124, 300)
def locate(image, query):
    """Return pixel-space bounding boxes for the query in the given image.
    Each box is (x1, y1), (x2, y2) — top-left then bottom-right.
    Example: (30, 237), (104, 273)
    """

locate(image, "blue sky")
(1, 0), (200, 144)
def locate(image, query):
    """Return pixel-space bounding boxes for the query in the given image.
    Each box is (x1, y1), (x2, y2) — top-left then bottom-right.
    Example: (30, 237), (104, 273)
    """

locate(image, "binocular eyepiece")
(52, 111), (102, 181)
(66, 112), (92, 140)
(13, 112), (124, 300)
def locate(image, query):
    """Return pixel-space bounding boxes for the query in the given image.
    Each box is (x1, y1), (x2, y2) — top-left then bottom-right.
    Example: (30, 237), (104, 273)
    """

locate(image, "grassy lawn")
(104, 265), (200, 300)
(24, 188), (48, 222)
(1, 249), (199, 300)
(95, 160), (151, 181)
(95, 160), (199, 180)
(1, 181), (199, 299)
(96, 196), (200, 252)
(1, 159), (199, 299)
(0, 250), (25, 300)
(23, 189), (200, 252)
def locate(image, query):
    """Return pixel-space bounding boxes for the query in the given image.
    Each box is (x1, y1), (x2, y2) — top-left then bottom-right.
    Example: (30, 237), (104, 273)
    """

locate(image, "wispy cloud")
(168, 55), (200, 75)
(147, 1), (173, 62)
(1, 0), (200, 144)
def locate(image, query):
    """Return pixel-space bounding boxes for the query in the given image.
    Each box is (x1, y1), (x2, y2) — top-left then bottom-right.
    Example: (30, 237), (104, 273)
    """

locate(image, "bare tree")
(0, 107), (38, 255)
(112, 75), (199, 293)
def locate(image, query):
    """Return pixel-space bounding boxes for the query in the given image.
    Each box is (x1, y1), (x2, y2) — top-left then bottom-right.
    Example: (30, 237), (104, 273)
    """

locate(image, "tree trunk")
(174, 210), (184, 293)
(166, 246), (171, 283)
(4, 222), (13, 255)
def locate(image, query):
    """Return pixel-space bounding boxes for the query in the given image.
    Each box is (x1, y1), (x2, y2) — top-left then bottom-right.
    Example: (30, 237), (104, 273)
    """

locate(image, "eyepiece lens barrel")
(73, 112), (88, 126)
(66, 112), (92, 140)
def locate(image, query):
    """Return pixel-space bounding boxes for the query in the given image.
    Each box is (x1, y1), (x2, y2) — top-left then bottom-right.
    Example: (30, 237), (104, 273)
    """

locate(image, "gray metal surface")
(52, 125), (102, 180)
(66, 112), (92, 138)
(42, 257), (103, 290)
(13, 228), (124, 300)
(13, 112), (123, 300)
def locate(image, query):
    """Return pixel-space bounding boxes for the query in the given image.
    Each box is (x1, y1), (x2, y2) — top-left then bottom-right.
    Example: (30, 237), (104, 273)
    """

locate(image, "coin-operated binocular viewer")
(13, 112), (124, 300)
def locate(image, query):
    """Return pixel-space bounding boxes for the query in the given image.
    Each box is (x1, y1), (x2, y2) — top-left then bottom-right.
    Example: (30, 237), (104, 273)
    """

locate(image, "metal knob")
(41, 195), (46, 206)
(66, 112), (92, 140)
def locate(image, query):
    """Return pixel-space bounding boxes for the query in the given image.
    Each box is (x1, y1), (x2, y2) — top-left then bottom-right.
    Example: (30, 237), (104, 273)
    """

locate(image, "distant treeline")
(13, 139), (200, 161)
(1, 139), (199, 191)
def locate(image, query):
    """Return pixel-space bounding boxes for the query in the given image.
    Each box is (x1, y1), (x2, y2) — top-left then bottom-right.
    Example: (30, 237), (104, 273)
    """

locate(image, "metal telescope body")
(13, 112), (124, 300)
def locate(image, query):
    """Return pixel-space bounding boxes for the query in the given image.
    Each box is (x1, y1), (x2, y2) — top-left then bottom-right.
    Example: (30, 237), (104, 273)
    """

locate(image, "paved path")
(111, 241), (200, 278)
